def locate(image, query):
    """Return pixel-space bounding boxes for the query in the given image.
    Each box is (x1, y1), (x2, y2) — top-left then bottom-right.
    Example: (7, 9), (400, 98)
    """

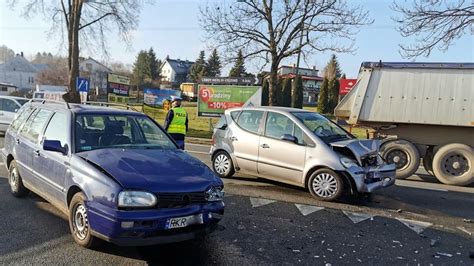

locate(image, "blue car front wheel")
(68, 192), (100, 248)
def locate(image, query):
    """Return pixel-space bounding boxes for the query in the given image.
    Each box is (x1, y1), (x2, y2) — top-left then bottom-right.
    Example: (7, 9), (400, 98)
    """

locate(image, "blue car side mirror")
(43, 140), (68, 155)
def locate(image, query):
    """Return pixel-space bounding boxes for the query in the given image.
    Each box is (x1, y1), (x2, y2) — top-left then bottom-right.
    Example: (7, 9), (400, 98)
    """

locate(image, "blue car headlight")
(340, 157), (358, 169)
(205, 186), (225, 202)
(118, 191), (157, 207)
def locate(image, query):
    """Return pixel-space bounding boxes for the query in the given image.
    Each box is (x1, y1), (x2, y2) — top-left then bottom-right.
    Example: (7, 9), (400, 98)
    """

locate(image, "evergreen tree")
(132, 50), (148, 87)
(280, 78), (292, 107)
(206, 49), (221, 77)
(318, 77), (329, 113)
(188, 51), (207, 82)
(261, 79), (269, 106)
(328, 78), (340, 113)
(146, 48), (159, 81)
(294, 76), (304, 109)
(229, 49), (246, 77)
(323, 54), (343, 113)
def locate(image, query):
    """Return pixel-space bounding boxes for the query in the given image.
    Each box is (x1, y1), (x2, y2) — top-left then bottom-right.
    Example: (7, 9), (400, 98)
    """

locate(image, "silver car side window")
(236, 110), (263, 134)
(265, 112), (294, 139)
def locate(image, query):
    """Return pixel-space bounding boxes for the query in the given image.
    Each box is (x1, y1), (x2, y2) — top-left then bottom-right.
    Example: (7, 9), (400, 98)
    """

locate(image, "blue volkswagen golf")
(1, 100), (224, 248)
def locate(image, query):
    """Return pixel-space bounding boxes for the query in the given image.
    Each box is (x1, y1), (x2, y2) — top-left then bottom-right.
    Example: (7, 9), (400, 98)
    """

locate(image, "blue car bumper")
(86, 201), (225, 246)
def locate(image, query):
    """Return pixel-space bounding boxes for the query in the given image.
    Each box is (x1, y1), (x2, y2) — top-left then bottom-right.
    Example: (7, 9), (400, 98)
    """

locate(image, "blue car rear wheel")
(8, 160), (29, 197)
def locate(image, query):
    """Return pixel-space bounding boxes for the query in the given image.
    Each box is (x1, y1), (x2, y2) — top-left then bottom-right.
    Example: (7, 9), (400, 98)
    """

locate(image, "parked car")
(210, 107), (396, 201)
(2, 100), (224, 248)
(0, 96), (29, 132)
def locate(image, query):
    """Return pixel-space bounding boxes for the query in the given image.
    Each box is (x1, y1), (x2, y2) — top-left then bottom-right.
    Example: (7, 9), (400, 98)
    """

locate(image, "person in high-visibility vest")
(164, 96), (188, 149)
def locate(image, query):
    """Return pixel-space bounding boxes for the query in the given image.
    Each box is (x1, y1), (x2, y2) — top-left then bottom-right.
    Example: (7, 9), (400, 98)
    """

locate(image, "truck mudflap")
(347, 163), (397, 193)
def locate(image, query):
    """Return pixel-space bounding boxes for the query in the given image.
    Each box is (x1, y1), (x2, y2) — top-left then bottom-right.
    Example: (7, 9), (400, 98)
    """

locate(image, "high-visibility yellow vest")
(167, 107), (187, 135)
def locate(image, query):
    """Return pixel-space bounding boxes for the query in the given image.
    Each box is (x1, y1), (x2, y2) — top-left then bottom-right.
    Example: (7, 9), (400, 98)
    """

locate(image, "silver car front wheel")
(308, 169), (343, 201)
(212, 151), (235, 178)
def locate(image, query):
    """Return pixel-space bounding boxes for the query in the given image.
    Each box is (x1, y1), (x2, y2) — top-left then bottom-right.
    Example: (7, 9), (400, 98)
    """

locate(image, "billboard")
(339, 79), (357, 95)
(107, 73), (130, 96)
(143, 88), (181, 110)
(198, 85), (261, 117)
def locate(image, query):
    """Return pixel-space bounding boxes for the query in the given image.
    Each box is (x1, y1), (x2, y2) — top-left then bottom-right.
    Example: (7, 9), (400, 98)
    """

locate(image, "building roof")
(279, 73), (323, 81)
(33, 63), (49, 72)
(164, 58), (194, 75)
(279, 65), (319, 72)
(0, 82), (17, 87)
(0, 55), (39, 73)
(80, 57), (112, 72)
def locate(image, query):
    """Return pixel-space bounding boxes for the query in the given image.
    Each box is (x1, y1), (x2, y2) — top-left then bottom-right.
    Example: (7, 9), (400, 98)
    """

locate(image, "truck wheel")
(381, 140), (420, 179)
(432, 143), (474, 186)
(422, 147), (435, 176)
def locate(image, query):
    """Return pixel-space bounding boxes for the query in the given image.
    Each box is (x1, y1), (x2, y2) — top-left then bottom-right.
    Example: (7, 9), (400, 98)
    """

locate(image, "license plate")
(165, 214), (203, 229)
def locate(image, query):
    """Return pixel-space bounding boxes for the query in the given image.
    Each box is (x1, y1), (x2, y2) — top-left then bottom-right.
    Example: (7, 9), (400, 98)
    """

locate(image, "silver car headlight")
(118, 191), (157, 207)
(340, 157), (358, 168)
(205, 186), (225, 202)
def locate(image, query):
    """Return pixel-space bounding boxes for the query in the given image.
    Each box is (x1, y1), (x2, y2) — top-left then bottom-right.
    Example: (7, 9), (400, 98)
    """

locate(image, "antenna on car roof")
(28, 98), (71, 109)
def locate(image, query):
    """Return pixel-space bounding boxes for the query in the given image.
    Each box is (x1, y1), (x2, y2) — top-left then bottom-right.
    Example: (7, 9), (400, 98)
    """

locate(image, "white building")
(278, 65), (323, 104)
(161, 58), (194, 85)
(0, 82), (18, 95)
(0, 53), (39, 91)
(79, 57), (111, 95)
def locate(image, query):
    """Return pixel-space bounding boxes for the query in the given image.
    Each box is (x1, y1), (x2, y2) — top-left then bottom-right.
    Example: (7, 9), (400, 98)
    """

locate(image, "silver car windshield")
(75, 114), (177, 152)
(292, 112), (352, 142)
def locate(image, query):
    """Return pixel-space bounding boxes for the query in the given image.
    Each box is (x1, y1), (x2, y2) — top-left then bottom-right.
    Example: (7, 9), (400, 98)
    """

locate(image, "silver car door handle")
(260, 144), (270, 148)
(230, 136), (238, 141)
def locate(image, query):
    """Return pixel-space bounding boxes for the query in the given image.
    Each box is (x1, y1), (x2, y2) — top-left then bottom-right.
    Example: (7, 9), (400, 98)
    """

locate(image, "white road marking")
(342, 211), (374, 224)
(456, 226), (472, 236)
(186, 150), (209, 155)
(0, 162), (4, 166)
(295, 204), (324, 216)
(395, 182), (449, 192)
(396, 218), (432, 234)
(250, 197), (276, 208)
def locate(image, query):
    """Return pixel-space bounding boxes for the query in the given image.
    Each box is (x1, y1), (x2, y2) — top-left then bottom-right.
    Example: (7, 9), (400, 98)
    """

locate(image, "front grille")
(156, 192), (207, 208)
(362, 154), (378, 167)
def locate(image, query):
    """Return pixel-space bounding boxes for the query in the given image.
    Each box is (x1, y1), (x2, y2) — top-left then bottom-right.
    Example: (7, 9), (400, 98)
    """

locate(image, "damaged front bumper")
(346, 163), (396, 193)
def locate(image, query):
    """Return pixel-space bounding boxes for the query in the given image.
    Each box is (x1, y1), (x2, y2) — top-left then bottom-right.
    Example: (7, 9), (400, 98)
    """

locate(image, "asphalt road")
(0, 140), (473, 265)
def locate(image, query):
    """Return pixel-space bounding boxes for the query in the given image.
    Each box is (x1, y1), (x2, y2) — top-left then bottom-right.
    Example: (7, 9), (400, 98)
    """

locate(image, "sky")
(0, 0), (473, 78)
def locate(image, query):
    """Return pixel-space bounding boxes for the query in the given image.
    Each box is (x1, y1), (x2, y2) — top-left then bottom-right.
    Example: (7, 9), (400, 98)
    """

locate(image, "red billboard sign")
(339, 79), (357, 95)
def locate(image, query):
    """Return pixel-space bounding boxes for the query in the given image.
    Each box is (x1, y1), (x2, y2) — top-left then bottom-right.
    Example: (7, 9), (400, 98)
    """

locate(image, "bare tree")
(392, 0), (474, 58)
(37, 57), (69, 86)
(200, 0), (371, 105)
(9, 0), (143, 102)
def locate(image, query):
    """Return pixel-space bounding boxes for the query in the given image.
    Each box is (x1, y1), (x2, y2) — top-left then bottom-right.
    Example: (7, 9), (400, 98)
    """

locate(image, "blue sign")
(144, 88), (181, 107)
(76, 77), (89, 92)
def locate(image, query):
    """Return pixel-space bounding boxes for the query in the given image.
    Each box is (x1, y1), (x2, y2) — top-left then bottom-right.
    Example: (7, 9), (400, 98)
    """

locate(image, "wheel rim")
(386, 149), (410, 170)
(73, 204), (89, 240)
(441, 153), (470, 177)
(214, 154), (230, 175)
(312, 173), (338, 198)
(9, 166), (18, 191)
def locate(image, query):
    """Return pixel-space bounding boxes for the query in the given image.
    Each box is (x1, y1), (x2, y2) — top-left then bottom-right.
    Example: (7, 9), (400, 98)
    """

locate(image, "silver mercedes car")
(210, 107), (396, 201)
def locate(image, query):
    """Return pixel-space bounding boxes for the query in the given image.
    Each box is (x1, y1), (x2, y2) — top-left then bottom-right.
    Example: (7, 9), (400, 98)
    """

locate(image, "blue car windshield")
(75, 114), (177, 152)
(292, 112), (353, 143)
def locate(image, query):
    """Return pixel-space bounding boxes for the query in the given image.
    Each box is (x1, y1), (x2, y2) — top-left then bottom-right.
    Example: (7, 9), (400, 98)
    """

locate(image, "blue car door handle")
(34, 150), (40, 157)
(15, 138), (20, 144)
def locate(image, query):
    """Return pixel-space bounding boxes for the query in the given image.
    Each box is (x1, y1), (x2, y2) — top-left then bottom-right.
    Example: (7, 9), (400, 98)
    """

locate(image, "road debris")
(430, 239), (438, 247)
(457, 226), (472, 236)
(463, 219), (472, 223)
(396, 257), (404, 260)
(396, 209), (402, 213)
(293, 250), (301, 253)
(392, 240), (403, 247)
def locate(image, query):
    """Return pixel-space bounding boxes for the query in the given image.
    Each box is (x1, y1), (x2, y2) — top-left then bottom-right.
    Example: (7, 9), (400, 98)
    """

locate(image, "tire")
(380, 140), (420, 179)
(308, 169), (344, 201)
(8, 160), (29, 197)
(69, 192), (99, 248)
(212, 151), (235, 178)
(422, 147), (435, 176)
(432, 143), (474, 186)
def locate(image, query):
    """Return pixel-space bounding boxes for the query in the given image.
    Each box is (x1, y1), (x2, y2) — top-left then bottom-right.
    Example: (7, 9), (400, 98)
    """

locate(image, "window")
(10, 105), (35, 132)
(20, 109), (53, 143)
(265, 112), (294, 139)
(214, 115), (227, 130)
(292, 112), (352, 143)
(43, 112), (68, 148)
(236, 110), (263, 134)
(0, 99), (19, 113)
(230, 111), (240, 121)
(75, 114), (176, 152)
(1, 87), (7, 92)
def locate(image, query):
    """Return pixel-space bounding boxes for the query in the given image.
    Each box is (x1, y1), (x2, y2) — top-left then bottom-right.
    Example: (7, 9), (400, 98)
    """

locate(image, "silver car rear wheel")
(212, 151), (235, 178)
(308, 169), (343, 201)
